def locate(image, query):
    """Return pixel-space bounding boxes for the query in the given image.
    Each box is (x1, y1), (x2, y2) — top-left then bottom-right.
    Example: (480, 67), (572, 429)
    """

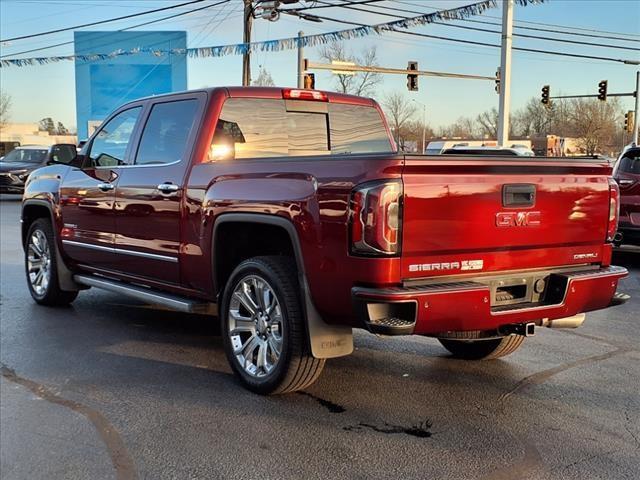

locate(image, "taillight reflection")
(350, 180), (402, 256)
(607, 177), (619, 242)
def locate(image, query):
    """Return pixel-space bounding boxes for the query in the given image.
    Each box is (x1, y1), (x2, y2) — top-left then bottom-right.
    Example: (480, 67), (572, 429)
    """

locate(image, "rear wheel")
(438, 334), (524, 360)
(221, 256), (325, 394)
(25, 219), (78, 306)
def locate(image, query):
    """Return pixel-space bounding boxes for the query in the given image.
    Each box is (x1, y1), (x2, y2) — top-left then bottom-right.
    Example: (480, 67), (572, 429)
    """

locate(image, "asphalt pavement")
(1, 193), (639, 480)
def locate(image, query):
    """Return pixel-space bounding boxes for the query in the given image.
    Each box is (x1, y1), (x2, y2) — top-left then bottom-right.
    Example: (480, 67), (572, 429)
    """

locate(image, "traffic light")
(303, 73), (315, 89)
(407, 61), (418, 91)
(598, 80), (608, 101)
(495, 67), (500, 94)
(624, 111), (634, 133)
(541, 85), (550, 106)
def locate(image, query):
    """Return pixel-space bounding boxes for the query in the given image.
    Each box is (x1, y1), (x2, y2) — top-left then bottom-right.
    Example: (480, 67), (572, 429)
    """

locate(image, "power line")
(1, 0), (207, 42)
(377, 1), (640, 43)
(0, 0), (231, 58)
(281, 9), (640, 65)
(296, 0), (640, 43)
(393, 0), (640, 39)
(303, 0), (640, 49)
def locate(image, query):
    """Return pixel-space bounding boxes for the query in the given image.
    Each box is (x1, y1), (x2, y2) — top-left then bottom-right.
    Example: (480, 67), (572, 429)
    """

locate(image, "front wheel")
(25, 219), (78, 306)
(438, 335), (524, 360)
(221, 256), (325, 395)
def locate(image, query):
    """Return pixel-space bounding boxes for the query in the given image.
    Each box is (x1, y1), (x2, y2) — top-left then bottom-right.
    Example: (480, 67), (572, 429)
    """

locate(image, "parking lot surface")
(1, 194), (639, 480)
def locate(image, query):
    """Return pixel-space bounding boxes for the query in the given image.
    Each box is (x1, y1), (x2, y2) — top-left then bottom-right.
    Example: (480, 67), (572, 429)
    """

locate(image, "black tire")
(438, 335), (524, 360)
(221, 256), (325, 395)
(25, 218), (78, 306)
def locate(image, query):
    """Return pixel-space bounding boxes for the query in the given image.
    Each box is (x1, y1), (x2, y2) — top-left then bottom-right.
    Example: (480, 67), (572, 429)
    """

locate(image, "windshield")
(2, 148), (48, 164)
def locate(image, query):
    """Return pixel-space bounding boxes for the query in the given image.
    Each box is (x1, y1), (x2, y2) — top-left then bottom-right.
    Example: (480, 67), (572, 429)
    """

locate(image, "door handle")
(157, 183), (179, 194)
(97, 182), (114, 191)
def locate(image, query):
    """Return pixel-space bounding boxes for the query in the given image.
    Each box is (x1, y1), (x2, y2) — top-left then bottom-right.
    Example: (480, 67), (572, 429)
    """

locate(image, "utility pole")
(242, 0), (253, 86)
(497, 0), (514, 147)
(633, 70), (640, 145)
(297, 31), (304, 88)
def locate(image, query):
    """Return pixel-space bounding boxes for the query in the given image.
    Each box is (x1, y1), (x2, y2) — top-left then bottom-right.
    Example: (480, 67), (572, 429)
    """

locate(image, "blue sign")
(74, 31), (187, 140)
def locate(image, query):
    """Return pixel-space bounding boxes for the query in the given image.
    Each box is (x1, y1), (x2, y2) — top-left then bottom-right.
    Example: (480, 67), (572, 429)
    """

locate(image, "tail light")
(607, 177), (620, 242)
(350, 180), (402, 256)
(282, 89), (328, 102)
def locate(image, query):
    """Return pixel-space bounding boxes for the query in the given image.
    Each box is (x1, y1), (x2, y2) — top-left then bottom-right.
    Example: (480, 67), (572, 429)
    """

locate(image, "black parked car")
(0, 144), (77, 194)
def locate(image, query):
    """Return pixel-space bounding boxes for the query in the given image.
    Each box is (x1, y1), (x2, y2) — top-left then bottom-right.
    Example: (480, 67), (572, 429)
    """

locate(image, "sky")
(1, 0), (639, 132)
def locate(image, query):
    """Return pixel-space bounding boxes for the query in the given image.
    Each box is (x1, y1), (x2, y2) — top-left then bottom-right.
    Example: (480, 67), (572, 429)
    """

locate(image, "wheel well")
(21, 204), (52, 246)
(214, 222), (297, 296)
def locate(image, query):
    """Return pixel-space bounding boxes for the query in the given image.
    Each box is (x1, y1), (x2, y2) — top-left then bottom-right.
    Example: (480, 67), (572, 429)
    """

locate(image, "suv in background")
(442, 145), (535, 156)
(0, 144), (77, 194)
(613, 146), (640, 246)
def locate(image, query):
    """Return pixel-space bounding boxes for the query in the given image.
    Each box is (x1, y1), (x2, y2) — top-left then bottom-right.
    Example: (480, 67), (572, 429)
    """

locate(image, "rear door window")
(135, 99), (199, 165)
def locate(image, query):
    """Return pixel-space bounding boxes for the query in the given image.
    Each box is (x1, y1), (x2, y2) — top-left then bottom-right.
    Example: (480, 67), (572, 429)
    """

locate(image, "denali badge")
(496, 211), (541, 227)
(573, 252), (599, 260)
(409, 259), (483, 273)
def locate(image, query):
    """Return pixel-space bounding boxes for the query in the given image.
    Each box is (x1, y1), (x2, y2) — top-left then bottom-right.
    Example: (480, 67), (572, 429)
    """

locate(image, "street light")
(412, 99), (427, 154)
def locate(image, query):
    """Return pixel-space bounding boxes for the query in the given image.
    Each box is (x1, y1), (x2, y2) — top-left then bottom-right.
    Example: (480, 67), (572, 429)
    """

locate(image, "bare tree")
(252, 66), (275, 87)
(0, 92), (11, 131)
(439, 116), (478, 138)
(319, 42), (381, 96)
(512, 98), (554, 137)
(56, 122), (69, 135)
(476, 108), (499, 138)
(403, 119), (435, 153)
(39, 117), (56, 134)
(383, 93), (417, 150)
(566, 98), (621, 155)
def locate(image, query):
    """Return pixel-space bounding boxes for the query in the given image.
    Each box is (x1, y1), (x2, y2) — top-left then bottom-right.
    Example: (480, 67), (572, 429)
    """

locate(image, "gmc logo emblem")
(496, 211), (541, 227)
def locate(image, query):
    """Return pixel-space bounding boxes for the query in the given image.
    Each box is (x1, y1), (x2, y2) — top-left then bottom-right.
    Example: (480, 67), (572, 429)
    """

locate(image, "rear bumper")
(352, 266), (628, 335)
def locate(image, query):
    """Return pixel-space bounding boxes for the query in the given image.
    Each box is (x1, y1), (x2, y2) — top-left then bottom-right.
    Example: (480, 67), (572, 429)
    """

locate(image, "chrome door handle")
(157, 183), (179, 194)
(97, 182), (114, 191)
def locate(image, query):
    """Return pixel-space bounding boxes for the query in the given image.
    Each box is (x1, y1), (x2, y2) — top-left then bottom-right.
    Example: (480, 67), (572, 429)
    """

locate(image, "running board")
(74, 274), (217, 315)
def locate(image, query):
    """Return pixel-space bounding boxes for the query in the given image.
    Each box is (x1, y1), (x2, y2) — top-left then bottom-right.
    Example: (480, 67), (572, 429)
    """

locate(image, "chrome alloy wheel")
(228, 275), (284, 378)
(27, 229), (51, 297)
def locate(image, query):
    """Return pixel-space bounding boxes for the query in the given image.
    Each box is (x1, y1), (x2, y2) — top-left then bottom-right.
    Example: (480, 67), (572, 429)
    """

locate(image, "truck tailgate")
(401, 156), (613, 280)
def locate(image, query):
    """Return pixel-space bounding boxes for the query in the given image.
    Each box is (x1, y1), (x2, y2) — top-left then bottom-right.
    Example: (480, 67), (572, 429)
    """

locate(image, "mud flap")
(302, 281), (353, 359)
(55, 246), (82, 292)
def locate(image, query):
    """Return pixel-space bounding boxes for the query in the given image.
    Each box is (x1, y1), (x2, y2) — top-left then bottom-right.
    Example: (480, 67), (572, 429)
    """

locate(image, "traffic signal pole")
(633, 71), (640, 145)
(303, 60), (496, 82)
(497, 0), (514, 148)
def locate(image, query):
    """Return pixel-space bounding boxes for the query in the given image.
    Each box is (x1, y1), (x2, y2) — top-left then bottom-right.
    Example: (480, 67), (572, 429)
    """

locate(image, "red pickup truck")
(21, 87), (629, 394)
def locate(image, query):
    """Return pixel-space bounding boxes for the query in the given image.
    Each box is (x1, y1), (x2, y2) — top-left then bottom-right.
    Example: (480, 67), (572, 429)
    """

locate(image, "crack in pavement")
(499, 346), (633, 403)
(0, 363), (138, 480)
(558, 329), (637, 350)
(485, 345), (633, 478)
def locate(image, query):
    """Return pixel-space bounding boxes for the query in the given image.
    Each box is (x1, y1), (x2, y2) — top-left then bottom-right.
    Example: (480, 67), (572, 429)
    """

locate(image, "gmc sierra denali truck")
(21, 87), (629, 394)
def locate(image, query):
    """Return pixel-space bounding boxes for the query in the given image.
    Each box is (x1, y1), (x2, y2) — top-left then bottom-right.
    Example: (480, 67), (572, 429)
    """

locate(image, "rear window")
(209, 98), (392, 161)
(618, 152), (640, 174)
(329, 103), (393, 154)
